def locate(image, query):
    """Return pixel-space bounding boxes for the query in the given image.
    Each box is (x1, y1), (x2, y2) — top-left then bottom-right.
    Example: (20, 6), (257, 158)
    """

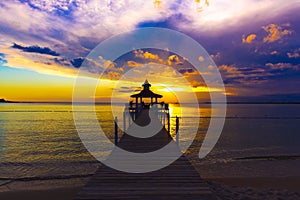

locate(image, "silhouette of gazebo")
(130, 80), (163, 108)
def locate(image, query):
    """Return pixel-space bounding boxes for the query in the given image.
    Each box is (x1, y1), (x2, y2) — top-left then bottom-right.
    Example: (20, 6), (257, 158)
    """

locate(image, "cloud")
(52, 57), (72, 67)
(0, 1), (170, 60)
(178, 68), (196, 75)
(176, 0), (298, 34)
(133, 49), (186, 67)
(195, 0), (210, 12)
(74, 56), (124, 77)
(153, 0), (162, 9)
(167, 55), (183, 65)
(218, 65), (241, 74)
(210, 52), (221, 61)
(104, 60), (116, 69)
(0, 48), (78, 78)
(12, 43), (60, 56)
(70, 57), (84, 68)
(134, 50), (160, 61)
(198, 56), (204, 62)
(270, 51), (279, 55)
(266, 63), (299, 70)
(287, 48), (300, 58)
(0, 53), (7, 66)
(207, 65), (214, 70)
(107, 71), (121, 80)
(127, 61), (141, 67)
(262, 23), (293, 43)
(218, 64), (273, 86)
(22, 0), (81, 13)
(242, 34), (257, 44)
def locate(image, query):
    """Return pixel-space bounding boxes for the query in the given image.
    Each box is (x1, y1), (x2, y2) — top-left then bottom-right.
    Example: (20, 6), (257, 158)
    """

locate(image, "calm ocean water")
(0, 103), (300, 182)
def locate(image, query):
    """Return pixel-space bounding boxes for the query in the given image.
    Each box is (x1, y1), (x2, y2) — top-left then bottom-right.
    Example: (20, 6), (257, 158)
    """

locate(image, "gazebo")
(123, 80), (168, 127)
(130, 80), (163, 108)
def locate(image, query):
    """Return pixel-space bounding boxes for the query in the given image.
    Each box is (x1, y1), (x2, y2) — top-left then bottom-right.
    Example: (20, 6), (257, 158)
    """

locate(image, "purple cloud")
(12, 43), (60, 56)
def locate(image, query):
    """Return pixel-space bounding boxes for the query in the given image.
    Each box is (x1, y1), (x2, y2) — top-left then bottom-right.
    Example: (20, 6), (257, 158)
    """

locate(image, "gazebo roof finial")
(142, 79), (151, 90)
(143, 79), (150, 85)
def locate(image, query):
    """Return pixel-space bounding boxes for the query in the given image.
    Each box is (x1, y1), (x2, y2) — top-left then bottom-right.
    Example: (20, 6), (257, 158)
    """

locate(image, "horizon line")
(1, 101), (300, 104)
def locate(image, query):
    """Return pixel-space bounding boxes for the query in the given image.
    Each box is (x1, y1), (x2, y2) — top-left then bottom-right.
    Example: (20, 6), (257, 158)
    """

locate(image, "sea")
(0, 103), (300, 189)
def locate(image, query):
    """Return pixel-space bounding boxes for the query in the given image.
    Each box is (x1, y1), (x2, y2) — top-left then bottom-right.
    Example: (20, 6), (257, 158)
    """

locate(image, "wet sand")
(207, 176), (300, 200)
(208, 176), (300, 192)
(0, 187), (81, 200)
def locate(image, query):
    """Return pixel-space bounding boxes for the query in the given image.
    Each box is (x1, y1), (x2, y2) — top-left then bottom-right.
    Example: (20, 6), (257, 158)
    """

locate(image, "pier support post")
(114, 117), (118, 145)
(167, 113), (170, 136)
(123, 112), (126, 132)
(176, 116), (179, 145)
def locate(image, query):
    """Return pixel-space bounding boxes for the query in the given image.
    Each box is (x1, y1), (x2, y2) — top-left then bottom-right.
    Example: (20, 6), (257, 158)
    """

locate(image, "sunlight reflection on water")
(0, 103), (300, 178)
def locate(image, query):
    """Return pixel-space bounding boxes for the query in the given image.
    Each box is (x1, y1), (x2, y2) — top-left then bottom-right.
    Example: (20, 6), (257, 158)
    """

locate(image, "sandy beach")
(207, 176), (300, 200)
(0, 176), (299, 200)
(0, 187), (81, 200)
(209, 176), (300, 192)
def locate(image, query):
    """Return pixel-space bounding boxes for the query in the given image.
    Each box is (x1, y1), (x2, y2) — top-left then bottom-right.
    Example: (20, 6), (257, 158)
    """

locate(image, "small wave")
(0, 173), (94, 182)
(234, 155), (300, 161)
(170, 116), (300, 119)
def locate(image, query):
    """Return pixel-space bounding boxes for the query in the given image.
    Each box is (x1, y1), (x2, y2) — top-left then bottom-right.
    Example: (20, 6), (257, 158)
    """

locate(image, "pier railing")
(114, 103), (180, 145)
(122, 102), (169, 130)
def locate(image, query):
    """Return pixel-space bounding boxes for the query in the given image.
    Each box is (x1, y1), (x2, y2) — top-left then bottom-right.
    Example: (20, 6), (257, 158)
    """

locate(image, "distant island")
(0, 98), (14, 103)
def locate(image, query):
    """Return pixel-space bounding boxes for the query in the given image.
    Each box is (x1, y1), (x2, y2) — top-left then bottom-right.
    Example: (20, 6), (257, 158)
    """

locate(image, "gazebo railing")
(116, 103), (182, 145)
(122, 102), (169, 132)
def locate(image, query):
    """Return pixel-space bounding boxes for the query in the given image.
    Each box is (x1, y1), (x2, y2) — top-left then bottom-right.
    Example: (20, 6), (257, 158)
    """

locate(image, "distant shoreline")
(1, 101), (300, 104)
(0, 98), (16, 103)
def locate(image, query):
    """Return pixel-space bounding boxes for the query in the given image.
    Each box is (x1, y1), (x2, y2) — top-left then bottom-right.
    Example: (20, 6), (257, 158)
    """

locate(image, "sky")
(0, 0), (300, 102)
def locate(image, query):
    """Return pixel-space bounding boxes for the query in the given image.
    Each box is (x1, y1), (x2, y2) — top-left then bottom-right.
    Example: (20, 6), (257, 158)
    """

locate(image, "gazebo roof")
(131, 90), (163, 98)
(130, 80), (163, 98)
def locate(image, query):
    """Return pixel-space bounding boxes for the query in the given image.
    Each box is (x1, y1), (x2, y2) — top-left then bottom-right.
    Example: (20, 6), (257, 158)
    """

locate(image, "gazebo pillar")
(136, 97), (138, 108)
(155, 97), (158, 103)
(151, 97), (153, 104)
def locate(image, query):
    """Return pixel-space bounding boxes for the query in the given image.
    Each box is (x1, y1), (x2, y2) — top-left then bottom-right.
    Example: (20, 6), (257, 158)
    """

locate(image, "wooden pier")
(75, 81), (216, 200)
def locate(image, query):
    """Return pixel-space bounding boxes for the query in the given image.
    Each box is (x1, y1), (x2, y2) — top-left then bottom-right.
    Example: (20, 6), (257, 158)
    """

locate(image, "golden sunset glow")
(0, 1), (299, 103)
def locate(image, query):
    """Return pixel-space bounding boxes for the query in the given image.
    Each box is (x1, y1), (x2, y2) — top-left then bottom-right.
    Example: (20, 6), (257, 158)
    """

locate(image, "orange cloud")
(134, 49), (160, 61)
(198, 56), (204, 62)
(218, 64), (249, 78)
(242, 34), (257, 43)
(107, 71), (121, 80)
(127, 60), (141, 67)
(262, 23), (293, 43)
(218, 64), (239, 73)
(104, 60), (115, 69)
(133, 50), (184, 67)
(153, 0), (162, 8)
(207, 65), (214, 70)
(167, 55), (183, 65)
(144, 51), (159, 60)
(195, 0), (210, 12)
